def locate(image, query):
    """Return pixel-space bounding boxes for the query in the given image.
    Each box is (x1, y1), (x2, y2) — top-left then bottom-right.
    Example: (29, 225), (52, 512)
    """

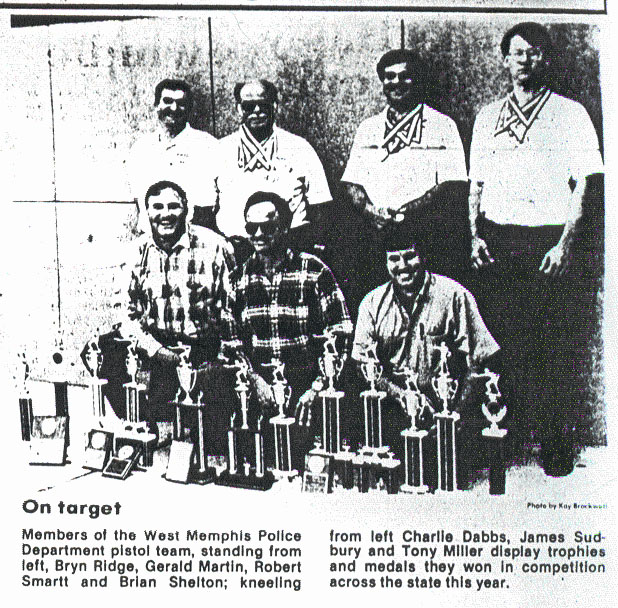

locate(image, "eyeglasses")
(240, 101), (272, 114)
(245, 221), (279, 236)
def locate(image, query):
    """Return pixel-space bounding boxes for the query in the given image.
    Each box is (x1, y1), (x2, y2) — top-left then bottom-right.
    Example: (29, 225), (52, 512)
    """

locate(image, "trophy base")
(271, 468), (299, 480)
(482, 427), (507, 438)
(190, 466), (217, 485)
(400, 483), (428, 494)
(216, 469), (275, 491)
(360, 446), (390, 457)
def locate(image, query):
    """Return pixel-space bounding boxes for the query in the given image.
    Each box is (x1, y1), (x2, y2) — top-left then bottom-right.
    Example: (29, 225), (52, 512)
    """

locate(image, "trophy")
(332, 438), (355, 491)
(479, 369), (507, 495)
(316, 333), (345, 454)
(396, 367), (434, 494)
(265, 358), (297, 479)
(217, 358), (274, 490)
(431, 342), (460, 492)
(359, 343), (388, 455)
(122, 336), (147, 428)
(303, 436), (333, 493)
(166, 346), (215, 484)
(17, 352), (33, 441)
(83, 337), (107, 419)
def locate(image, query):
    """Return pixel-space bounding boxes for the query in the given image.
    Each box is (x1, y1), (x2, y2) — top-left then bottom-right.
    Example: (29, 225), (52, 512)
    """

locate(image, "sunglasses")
(240, 101), (272, 114)
(245, 221), (279, 236)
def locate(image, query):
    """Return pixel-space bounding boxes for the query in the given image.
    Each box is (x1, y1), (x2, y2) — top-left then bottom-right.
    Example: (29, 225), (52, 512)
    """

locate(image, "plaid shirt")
(221, 249), (352, 371)
(125, 225), (235, 358)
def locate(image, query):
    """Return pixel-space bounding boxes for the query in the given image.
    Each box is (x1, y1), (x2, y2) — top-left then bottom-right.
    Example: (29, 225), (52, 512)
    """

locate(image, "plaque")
(102, 444), (142, 480)
(29, 416), (68, 465)
(83, 429), (113, 471)
(302, 438), (332, 493)
(165, 441), (195, 484)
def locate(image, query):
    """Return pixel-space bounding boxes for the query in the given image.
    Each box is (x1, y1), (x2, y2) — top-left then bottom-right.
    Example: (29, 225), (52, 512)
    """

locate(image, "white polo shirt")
(208, 125), (332, 238)
(127, 124), (218, 228)
(469, 92), (603, 226)
(342, 105), (467, 212)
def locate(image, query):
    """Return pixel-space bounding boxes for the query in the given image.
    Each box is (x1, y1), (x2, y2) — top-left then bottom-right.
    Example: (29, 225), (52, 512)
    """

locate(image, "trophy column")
(432, 343), (460, 492)
(266, 358), (297, 480)
(17, 353), (33, 441)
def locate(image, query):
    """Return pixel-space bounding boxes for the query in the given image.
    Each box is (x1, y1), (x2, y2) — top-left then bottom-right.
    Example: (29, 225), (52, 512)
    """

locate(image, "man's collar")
(156, 122), (190, 145)
(147, 225), (191, 254)
(390, 270), (431, 312)
(247, 246), (294, 273)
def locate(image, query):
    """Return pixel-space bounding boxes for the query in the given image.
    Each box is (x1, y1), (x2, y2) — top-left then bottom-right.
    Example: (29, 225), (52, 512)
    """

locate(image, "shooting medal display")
(302, 437), (332, 493)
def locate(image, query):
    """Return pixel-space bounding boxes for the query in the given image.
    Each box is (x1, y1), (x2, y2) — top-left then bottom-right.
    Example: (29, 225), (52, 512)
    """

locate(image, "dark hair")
(233, 79), (279, 104)
(154, 79), (193, 107)
(244, 191), (292, 228)
(376, 49), (426, 81)
(144, 180), (188, 208)
(500, 22), (553, 57)
(381, 223), (426, 259)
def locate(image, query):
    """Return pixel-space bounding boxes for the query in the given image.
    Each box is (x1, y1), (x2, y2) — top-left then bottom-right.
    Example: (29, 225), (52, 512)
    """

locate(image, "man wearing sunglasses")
(126, 79), (218, 233)
(468, 22), (603, 477)
(207, 80), (332, 246)
(221, 191), (353, 470)
(341, 49), (468, 314)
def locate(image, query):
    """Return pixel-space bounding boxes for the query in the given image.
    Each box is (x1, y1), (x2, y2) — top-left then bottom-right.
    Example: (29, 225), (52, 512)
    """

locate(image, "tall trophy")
(217, 358), (274, 490)
(359, 342), (388, 455)
(432, 342), (460, 492)
(396, 367), (434, 494)
(265, 358), (297, 479)
(479, 369), (507, 495)
(317, 333), (345, 454)
(166, 345), (214, 484)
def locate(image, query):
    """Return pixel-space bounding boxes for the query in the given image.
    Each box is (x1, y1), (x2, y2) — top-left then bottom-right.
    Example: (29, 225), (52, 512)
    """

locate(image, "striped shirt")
(222, 249), (352, 370)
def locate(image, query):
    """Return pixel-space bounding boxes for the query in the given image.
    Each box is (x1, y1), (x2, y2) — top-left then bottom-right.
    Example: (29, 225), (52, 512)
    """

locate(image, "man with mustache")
(341, 49), (468, 313)
(127, 79), (218, 232)
(206, 80), (332, 250)
(468, 22), (603, 476)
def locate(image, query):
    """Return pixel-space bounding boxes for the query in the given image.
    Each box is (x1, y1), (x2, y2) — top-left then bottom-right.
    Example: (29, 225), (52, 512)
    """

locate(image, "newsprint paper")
(1, 1), (615, 607)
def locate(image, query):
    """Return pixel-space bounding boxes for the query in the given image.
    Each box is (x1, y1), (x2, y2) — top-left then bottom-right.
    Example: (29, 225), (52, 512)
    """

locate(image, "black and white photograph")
(2, 1), (614, 606)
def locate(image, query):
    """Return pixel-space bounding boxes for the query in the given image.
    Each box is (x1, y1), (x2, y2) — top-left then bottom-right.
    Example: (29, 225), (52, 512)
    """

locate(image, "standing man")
(341, 49), (468, 311)
(221, 191), (352, 468)
(127, 79), (219, 231)
(208, 80), (332, 246)
(121, 180), (234, 439)
(352, 227), (499, 484)
(468, 22), (603, 476)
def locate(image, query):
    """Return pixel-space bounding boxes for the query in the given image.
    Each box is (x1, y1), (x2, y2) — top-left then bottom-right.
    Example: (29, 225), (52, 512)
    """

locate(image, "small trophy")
(217, 359), (274, 490)
(17, 352), (33, 441)
(84, 337), (107, 419)
(396, 367), (434, 494)
(123, 337), (147, 427)
(265, 358), (297, 479)
(166, 346), (215, 484)
(479, 369), (507, 495)
(431, 342), (460, 492)
(317, 333), (345, 454)
(359, 342), (388, 455)
(303, 436), (333, 493)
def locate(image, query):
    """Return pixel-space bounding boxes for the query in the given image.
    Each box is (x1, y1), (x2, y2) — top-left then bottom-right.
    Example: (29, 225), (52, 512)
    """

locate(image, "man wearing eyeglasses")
(468, 22), (603, 476)
(221, 191), (352, 468)
(340, 49), (468, 313)
(126, 79), (219, 233)
(206, 80), (332, 245)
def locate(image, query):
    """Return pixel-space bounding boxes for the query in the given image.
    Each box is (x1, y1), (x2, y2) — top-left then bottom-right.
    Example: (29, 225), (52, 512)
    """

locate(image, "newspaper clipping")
(3, 1), (614, 606)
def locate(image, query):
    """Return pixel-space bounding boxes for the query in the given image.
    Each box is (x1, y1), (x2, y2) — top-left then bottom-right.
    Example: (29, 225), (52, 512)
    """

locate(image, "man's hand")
(370, 206), (394, 231)
(251, 372), (275, 411)
(152, 347), (181, 366)
(539, 242), (570, 278)
(295, 388), (318, 427)
(471, 236), (494, 269)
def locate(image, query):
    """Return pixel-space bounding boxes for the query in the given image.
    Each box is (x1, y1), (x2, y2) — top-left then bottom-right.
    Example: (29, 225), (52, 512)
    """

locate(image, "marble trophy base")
(217, 468), (275, 491)
(270, 414), (298, 480)
(400, 428), (428, 494)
